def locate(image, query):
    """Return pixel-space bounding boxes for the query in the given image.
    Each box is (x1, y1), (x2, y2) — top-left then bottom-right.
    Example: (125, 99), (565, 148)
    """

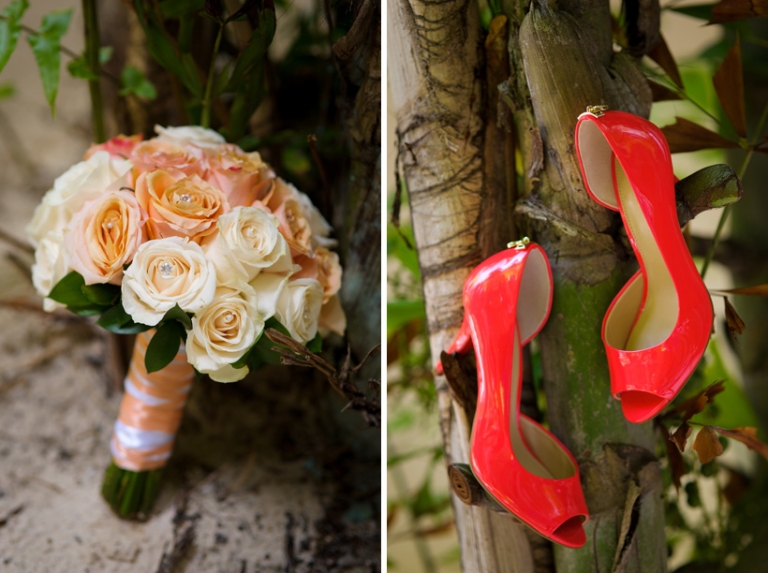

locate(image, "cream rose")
(27, 151), (132, 246)
(122, 237), (216, 326)
(274, 278), (323, 343)
(154, 125), (225, 148)
(135, 170), (230, 243)
(186, 280), (264, 383)
(31, 231), (70, 312)
(64, 191), (144, 285)
(205, 207), (292, 281)
(249, 271), (292, 320)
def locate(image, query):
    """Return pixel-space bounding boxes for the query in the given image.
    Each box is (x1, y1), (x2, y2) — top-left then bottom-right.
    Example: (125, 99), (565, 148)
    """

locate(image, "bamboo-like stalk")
(82, 0), (105, 143)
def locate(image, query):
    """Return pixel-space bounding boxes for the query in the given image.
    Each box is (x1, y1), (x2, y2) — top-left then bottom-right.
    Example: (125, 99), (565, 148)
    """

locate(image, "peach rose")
(130, 139), (204, 178)
(292, 246), (342, 303)
(64, 190), (145, 285)
(266, 179), (335, 248)
(135, 170), (230, 243)
(27, 151), (132, 247)
(318, 295), (346, 337)
(206, 145), (274, 208)
(84, 134), (143, 160)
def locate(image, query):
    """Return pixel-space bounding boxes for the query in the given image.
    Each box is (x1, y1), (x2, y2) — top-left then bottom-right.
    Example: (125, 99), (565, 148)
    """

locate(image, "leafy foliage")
(26, 8), (71, 116)
(0, 0), (28, 74)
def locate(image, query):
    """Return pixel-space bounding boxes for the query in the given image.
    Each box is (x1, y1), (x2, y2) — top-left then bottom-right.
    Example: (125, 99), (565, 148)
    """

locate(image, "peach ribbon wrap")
(109, 330), (194, 471)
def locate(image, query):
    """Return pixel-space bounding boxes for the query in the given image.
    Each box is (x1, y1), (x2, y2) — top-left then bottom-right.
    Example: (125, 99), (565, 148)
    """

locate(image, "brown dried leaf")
(721, 284), (768, 297)
(674, 380), (726, 421)
(713, 426), (768, 461)
(661, 117), (740, 153)
(693, 426), (724, 464)
(723, 468), (749, 505)
(724, 297), (746, 338)
(647, 34), (683, 88)
(648, 79), (682, 102)
(711, 0), (768, 23)
(713, 37), (747, 138)
(672, 422), (692, 451)
(660, 424), (687, 490)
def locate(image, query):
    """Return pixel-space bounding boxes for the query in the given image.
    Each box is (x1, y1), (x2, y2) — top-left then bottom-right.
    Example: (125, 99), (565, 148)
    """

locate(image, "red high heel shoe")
(575, 108), (713, 424)
(439, 240), (589, 548)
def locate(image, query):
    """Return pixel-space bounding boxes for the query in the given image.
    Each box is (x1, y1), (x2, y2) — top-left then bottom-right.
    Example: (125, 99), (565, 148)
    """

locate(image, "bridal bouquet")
(26, 125), (345, 517)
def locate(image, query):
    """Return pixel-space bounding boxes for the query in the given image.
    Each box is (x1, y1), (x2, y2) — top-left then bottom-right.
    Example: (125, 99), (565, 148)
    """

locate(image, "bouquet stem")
(101, 330), (194, 519)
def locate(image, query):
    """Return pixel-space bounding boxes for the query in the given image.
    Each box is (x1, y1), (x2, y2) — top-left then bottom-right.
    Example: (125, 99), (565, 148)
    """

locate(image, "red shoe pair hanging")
(438, 109), (713, 548)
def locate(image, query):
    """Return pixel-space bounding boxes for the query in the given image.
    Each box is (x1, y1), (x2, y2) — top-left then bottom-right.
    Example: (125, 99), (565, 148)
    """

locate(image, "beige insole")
(614, 158), (678, 350)
(509, 329), (575, 480)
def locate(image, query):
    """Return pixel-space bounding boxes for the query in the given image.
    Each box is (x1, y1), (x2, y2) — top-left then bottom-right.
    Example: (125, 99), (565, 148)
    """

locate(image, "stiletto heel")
(575, 108), (713, 424)
(444, 241), (589, 548)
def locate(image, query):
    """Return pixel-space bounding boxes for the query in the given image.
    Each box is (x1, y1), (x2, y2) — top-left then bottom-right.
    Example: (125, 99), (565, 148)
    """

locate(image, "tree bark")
(391, 0), (670, 571)
(389, 0), (540, 571)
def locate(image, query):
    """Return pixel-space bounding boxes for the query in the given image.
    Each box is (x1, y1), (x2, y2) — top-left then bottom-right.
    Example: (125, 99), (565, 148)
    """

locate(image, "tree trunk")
(389, 0), (541, 570)
(390, 0), (668, 571)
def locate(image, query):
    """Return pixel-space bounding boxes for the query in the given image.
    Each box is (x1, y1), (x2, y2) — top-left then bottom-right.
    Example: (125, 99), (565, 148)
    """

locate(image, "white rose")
(249, 270), (292, 320)
(31, 231), (70, 312)
(27, 152), (132, 246)
(205, 206), (292, 281)
(186, 280), (264, 383)
(154, 125), (225, 148)
(294, 186), (335, 246)
(122, 237), (216, 326)
(274, 278), (323, 343)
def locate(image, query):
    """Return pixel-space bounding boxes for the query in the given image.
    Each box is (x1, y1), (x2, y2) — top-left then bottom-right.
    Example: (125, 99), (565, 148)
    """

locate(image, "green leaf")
(67, 55), (91, 79)
(145, 321), (184, 373)
(0, 81), (14, 99)
(27, 8), (72, 116)
(81, 283), (120, 306)
(159, 0), (205, 19)
(306, 332), (322, 353)
(47, 270), (89, 307)
(387, 300), (426, 338)
(97, 304), (151, 334)
(282, 147), (311, 176)
(0, 0), (28, 74)
(160, 304), (193, 330)
(119, 65), (157, 99)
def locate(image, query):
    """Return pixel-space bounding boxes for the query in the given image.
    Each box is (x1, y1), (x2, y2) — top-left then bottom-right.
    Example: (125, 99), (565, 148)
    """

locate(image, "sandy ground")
(0, 4), (380, 572)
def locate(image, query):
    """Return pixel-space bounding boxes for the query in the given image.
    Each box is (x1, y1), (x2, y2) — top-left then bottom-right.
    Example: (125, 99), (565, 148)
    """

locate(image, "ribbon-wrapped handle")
(109, 330), (194, 471)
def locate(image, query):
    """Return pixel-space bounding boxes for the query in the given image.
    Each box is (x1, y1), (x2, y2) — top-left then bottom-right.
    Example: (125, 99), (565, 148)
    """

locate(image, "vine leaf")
(672, 422), (692, 451)
(713, 36), (747, 138)
(26, 9), (72, 116)
(660, 424), (687, 490)
(674, 380), (726, 421)
(692, 426), (724, 464)
(661, 117), (739, 153)
(120, 65), (157, 99)
(724, 297), (746, 338)
(647, 34), (683, 88)
(719, 284), (768, 297)
(0, 0), (28, 74)
(648, 79), (681, 102)
(710, 0), (768, 23)
(713, 426), (768, 461)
